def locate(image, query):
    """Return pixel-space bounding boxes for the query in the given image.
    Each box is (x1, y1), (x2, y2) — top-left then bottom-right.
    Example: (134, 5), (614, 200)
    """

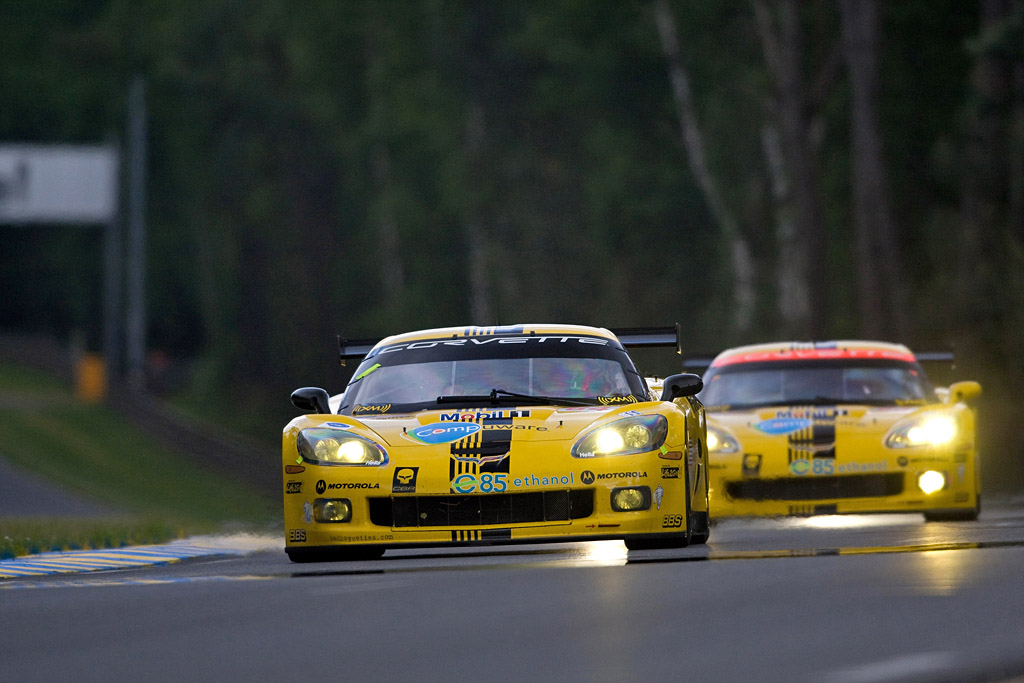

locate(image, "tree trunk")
(464, 102), (493, 324)
(752, 0), (829, 339)
(956, 0), (1018, 331)
(370, 146), (405, 303)
(653, 0), (755, 333)
(839, 0), (910, 340)
(761, 123), (810, 333)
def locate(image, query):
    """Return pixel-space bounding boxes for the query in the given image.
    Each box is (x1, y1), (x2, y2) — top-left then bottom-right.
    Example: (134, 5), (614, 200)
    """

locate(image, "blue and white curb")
(0, 535), (280, 579)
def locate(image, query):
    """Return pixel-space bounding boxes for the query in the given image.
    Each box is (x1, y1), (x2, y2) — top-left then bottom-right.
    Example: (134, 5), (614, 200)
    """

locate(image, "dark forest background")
(2, 1), (1022, 491)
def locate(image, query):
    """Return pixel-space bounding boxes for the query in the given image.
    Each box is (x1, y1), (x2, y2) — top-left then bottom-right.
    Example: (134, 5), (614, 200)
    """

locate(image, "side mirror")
(291, 387), (332, 414)
(947, 381), (981, 405)
(660, 373), (703, 401)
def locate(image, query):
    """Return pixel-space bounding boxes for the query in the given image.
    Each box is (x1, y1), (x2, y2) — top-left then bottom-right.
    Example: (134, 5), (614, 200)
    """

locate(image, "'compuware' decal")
(406, 422), (482, 445)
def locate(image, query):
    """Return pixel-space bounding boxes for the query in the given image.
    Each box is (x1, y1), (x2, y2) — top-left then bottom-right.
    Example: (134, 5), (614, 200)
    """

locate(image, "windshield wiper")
(435, 388), (591, 407)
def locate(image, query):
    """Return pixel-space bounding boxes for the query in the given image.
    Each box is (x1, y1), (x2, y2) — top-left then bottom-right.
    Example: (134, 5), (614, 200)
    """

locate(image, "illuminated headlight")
(314, 498), (352, 523)
(611, 486), (651, 511)
(706, 425), (740, 454)
(297, 428), (388, 465)
(917, 470), (947, 495)
(885, 415), (957, 448)
(571, 416), (667, 458)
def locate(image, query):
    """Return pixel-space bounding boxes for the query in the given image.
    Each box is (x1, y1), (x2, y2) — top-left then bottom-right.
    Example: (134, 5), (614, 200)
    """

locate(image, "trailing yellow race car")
(283, 324), (710, 562)
(699, 341), (981, 521)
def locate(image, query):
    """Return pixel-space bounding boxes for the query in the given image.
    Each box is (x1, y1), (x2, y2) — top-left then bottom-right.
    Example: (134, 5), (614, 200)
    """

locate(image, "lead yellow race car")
(698, 341), (981, 521)
(283, 324), (710, 561)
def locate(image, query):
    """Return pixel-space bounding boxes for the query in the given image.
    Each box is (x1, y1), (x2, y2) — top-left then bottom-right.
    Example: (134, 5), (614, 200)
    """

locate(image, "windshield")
(699, 359), (937, 410)
(338, 334), (647, 415)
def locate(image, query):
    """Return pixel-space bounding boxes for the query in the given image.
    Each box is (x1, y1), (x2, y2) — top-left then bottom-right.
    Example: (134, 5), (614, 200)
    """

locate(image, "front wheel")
(689, 454), (711, 544)
(924, 495), (980, 522)
(624, 533), (690, 551)
(689, 510), (710, 545)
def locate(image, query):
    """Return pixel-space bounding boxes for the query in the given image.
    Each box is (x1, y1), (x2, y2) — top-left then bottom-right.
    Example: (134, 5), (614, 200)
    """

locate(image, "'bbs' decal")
(662, 514), (684, 528)
(288, 529), (306, 543)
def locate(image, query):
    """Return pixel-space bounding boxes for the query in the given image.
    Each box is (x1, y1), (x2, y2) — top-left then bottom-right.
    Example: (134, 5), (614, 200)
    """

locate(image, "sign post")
(0, 143), (121, 396)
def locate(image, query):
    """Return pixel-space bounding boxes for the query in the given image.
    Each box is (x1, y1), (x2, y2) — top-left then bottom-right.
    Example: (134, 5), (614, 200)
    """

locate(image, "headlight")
(706, 425), (740, 454)
(572, 415), (668, 458)
(885, 415), (957, 448)
(297, 428), (388, 465)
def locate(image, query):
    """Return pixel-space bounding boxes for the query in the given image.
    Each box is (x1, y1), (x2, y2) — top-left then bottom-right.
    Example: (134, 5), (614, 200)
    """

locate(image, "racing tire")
(624, 534), (689, 551)
(688, 453), (711, 545)
(286, 546), (386, 563)
(689, 510), (711, 545)
(923, 495), (980, 522)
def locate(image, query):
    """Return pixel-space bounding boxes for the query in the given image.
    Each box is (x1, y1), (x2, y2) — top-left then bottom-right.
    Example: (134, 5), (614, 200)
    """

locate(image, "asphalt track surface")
(0, 456), (119, 517)
(4, 500), (1024, 683)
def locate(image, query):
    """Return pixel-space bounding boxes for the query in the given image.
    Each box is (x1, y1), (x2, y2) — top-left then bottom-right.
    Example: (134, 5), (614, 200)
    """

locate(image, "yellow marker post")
(75, 352), (107, 402)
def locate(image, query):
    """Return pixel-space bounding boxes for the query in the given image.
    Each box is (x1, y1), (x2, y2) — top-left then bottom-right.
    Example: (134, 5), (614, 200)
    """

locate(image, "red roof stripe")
(712, 348), (917, 367)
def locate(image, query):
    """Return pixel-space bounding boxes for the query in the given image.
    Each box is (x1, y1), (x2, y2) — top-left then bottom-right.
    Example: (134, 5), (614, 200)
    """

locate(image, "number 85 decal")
(452, 472), (508, 494)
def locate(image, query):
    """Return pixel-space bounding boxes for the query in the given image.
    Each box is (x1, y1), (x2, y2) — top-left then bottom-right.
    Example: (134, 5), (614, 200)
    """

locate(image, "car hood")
(334, 403), (652, 447)
(706, 403), (939, 441)
(709, 402), (922, 424)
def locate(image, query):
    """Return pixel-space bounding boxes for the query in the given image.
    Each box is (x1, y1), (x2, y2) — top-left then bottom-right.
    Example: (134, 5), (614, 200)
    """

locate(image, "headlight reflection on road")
(791, 514), (915, 530)
(909, 549), (978, 596)
(568, 541), (629, 567)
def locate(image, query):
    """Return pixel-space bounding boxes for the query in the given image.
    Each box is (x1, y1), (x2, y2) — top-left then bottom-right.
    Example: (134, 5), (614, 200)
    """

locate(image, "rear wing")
(338, 336), (382, 366)
(340, 324), (690, 366)
(610, 324), (682, 356)
(914, 351), (955, 364)
(681, 355), (716, 373)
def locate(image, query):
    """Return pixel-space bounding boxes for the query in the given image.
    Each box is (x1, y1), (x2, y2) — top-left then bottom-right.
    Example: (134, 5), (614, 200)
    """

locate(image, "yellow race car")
(283, 324), (709, 561)
(699, 341), (981, 521)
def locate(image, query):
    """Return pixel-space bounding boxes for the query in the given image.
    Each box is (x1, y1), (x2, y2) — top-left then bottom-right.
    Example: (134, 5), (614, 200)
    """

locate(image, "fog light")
(314, 498), (352, 523)
(917, 471), (946, 495)
(611, 487), (651, 512)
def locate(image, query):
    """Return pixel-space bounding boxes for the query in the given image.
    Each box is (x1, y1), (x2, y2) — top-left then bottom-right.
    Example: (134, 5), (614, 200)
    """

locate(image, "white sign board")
(0, 144), (118, 224)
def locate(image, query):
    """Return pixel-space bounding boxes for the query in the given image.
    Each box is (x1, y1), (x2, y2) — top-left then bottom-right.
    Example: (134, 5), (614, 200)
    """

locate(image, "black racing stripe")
(480, 528), (512, 540)
(787, 406), (836, 459)
(449, 416), (479, 483)
(811, 407), (836, 458)
(480, 416), (512, 474)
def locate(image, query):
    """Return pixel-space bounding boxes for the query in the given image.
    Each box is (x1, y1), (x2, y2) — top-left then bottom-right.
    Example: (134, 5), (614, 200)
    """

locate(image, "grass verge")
(0, 362), (279, 560)
(1, 518), (191, 560)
